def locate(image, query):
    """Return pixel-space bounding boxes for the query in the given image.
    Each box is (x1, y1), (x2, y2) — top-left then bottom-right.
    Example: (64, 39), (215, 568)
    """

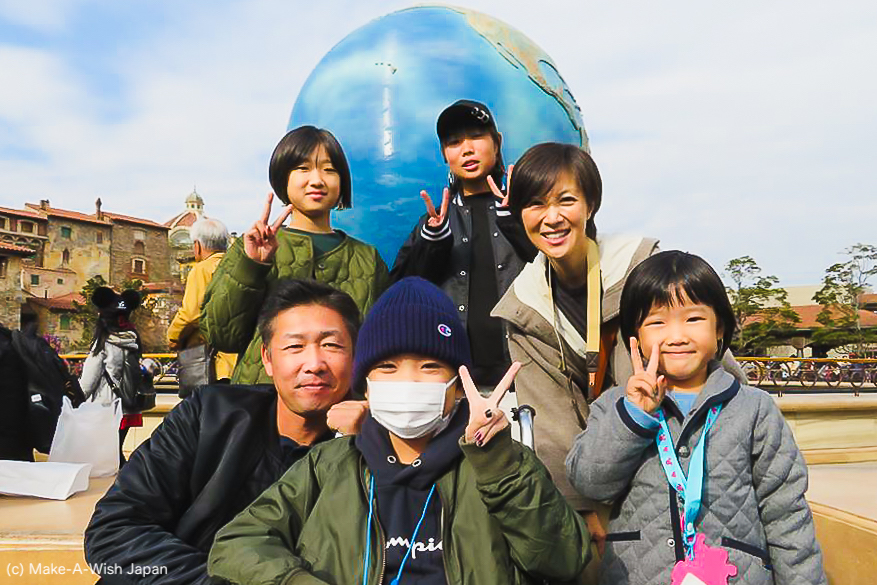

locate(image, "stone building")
(23, 199), (171, 288)
(0, 242), (36, 330)
(0, 206), (48, 265)
(0, 200), (172, 351)
(24, 200), (112, 291)
(24, 293), (86, 352)
(103, 210), (171, 285)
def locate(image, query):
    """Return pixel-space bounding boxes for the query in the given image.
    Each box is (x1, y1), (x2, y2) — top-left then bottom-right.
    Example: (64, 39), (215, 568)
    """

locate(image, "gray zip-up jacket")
(566, 363), (826, 585)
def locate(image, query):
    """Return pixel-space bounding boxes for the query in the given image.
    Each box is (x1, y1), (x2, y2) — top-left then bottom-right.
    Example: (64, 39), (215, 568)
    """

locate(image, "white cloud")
(0, 0), (85, 33)
(0, 0), (875, 285)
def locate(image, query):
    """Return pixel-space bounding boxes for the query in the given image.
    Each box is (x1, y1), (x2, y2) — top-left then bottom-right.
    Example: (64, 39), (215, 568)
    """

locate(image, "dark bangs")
(507, 143), (601, 239)
(620, 251), (736, 355)
(268, 126), (352, 209)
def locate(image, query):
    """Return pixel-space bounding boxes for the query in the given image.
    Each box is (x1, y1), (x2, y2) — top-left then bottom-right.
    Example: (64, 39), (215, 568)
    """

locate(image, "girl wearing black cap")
(208, 277), (591, 585)
(79, 287), (145, 466)
(391, 101), (535, 391)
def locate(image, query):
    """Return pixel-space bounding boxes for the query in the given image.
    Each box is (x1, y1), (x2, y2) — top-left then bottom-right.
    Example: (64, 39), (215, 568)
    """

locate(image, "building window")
(57, 278), (64, 285)
(134, 241), (145, 255)
(62, 249), (70, 265)
(0, 217), (7, 230)
(60, 314), (72, 330)
(61, 226), (72, 238)
(133, 258), (146, 274)
(97, 231), (103, 244)
(20, 221), (33, 234)
(31, 274), (40, 285)
(133, 229), (146, 241)
(0, 257), (6, 278)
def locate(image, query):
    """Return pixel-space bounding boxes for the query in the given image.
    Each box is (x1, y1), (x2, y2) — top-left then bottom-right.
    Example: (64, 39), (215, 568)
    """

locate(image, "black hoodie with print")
(354, 400), (469, 585)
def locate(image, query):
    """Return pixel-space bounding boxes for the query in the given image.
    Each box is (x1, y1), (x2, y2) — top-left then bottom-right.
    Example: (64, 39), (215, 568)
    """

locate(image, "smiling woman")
(490, 142), (659, 578)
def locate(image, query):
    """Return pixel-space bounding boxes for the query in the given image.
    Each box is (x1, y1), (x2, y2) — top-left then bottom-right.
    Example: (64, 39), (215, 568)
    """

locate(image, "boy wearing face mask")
(209, 277), (591, 585)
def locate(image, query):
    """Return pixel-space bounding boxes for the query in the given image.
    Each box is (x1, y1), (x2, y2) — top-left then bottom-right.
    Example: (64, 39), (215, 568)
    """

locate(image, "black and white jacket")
(391, 192), (533, 327)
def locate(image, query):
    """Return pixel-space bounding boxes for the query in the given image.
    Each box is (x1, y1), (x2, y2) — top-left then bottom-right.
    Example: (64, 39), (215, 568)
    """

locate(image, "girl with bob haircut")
(208, 277), (592, 585)
(566, 251), (826, 585)
(392, 100), (534, 391)
(201, 125), (389, 385)
(268, 125), (352, 210)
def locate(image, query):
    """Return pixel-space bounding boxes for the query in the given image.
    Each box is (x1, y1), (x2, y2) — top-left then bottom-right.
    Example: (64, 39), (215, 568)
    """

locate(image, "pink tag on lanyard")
(669, 533), (738, 585)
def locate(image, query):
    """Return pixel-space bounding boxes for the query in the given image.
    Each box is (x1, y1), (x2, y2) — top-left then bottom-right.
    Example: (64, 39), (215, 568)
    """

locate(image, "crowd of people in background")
(81, 100), (826, 585)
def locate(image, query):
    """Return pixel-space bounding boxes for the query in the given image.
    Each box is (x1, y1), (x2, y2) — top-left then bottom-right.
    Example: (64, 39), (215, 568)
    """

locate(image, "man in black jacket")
(85, 279), (366, 584)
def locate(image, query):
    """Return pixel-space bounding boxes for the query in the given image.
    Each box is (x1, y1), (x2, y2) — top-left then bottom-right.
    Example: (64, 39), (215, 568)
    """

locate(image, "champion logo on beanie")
(353, 277), (472, 390)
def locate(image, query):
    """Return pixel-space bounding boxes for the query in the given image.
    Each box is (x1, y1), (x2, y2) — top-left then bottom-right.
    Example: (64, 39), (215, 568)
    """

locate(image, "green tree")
(71, 275), (109, 350)
(725, 256), (799, 355)
(812, 243), (877, 353)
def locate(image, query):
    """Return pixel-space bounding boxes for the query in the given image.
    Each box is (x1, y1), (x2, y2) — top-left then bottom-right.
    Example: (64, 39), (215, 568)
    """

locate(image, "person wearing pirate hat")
(78, 286), (145, 466)
(209, 277), (591, 585)
(391, 100), (535, 391)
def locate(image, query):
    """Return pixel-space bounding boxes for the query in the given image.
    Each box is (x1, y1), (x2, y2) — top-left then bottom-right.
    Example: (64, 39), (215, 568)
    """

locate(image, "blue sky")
(1, 1), (875, 287)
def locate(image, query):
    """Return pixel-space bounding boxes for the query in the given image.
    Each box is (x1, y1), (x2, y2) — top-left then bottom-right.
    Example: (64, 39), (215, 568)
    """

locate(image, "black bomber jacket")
(84, 385), (297, 585)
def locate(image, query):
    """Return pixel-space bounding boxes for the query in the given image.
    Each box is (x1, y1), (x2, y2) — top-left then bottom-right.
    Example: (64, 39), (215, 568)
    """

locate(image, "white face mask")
(367, 376), (459, 439)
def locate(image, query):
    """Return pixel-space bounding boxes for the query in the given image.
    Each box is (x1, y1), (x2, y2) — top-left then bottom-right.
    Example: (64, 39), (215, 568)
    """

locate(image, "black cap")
(436, 100), (497, 142)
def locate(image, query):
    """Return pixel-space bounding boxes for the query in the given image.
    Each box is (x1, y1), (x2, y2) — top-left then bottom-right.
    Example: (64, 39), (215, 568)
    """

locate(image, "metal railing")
(60, 353), (877, 398)
(739, 357), (877, 396)
(61, 353), (180, 389)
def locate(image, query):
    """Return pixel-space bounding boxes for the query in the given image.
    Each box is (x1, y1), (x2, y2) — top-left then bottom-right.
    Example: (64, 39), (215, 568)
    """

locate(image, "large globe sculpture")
(289, 5), (588, 263)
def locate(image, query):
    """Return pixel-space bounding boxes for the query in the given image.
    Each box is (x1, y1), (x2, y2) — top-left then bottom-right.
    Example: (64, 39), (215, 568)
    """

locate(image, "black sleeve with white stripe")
(420, 216), (452, 241)
(390, 214), (454, 285)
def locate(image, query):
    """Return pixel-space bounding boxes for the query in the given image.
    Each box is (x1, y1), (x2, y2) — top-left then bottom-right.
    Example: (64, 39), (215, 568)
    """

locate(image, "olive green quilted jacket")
(199, 229), (389, 384)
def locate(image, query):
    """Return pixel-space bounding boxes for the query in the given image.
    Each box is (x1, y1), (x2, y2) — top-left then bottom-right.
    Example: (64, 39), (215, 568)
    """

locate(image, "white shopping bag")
(49, 396), (121, 477)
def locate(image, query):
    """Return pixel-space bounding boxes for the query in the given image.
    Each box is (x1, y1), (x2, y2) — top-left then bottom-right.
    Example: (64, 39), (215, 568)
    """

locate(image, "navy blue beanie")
(353, 277), (472, 390)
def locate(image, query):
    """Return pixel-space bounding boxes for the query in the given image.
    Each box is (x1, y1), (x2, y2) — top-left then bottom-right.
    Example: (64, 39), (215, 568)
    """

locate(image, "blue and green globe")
(289, 4), (588, 263)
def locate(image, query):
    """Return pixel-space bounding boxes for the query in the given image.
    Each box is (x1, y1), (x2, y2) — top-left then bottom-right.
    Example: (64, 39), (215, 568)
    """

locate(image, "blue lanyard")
(360, 475), (437, 585)
(362, 476), (376, 585)
(655, 404), (722, 560)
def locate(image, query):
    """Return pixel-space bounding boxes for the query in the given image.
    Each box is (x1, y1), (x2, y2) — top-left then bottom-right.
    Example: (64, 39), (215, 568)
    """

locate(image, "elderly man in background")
(167, 218), (237, 395)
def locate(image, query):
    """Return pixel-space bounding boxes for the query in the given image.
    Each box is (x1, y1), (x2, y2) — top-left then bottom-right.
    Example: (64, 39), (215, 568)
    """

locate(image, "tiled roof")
(165, 210), (198, 229)
(24, 203), (112, 225)
(141, 280), (185, 294)
(23, 203), (167, 229)
(25, 264), (76, 274)
(26, 292), (85, 311)
(0, 242), (37, 255)
(104, 211), (169, 230)
(0, 206), (46, 220)
(747, 305), (877, 329)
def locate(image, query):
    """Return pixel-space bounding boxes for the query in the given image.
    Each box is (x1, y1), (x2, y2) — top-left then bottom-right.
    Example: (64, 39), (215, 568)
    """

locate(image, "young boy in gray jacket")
(566, 251), (826, 585)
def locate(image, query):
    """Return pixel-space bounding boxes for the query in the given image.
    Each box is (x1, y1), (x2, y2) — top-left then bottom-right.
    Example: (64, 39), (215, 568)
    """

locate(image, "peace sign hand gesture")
(486, 163), (513, 208)
(625, 338), (667, 414)
(460, 361), (521, 446)
(421, 187), (450, 229)
(244, 192), (293, 263)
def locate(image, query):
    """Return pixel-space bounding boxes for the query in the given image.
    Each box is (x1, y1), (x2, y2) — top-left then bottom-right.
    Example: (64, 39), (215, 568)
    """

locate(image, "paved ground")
(807, 462), (877, 520)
